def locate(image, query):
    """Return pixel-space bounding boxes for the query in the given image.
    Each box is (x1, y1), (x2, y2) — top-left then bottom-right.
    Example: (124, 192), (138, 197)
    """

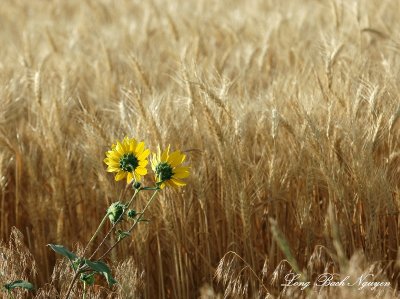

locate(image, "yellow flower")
(151, 145), (190, 189)
(104, 137), (150, 184)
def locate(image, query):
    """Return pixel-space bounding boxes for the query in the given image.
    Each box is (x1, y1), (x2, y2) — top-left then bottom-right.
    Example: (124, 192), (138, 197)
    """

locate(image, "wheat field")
(0, 0), (399, 298)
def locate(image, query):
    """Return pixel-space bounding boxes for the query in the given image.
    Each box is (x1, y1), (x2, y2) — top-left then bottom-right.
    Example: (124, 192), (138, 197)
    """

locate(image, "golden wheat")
(0, 0), (399, 298)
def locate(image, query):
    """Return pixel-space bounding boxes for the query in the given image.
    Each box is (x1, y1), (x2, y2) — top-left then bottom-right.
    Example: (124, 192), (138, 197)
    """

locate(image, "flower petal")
(133, 172), (141, 181)
(168, 151), (185, 167)
(138, 149), (150, 161)
(171, 178), (186, 187)
(116, 142), (125, 155)
(107, 151), (121, 160)
(122, 137), (129, 147)
(157, 145), (161, 161)
(129, 139), (137, 152)
(135, 167), (147, 175)
(139, 160), (148, 167)
(115, 171), (126, 181)
(151, 158), (157, 171)
(107, 166), (120, 172)
(160, 145), (170, 162)
(127, 172), (134, 183)
(135, 141), (145, 155)
(104, 158), (119, 167)
(173, 168), (190, 179)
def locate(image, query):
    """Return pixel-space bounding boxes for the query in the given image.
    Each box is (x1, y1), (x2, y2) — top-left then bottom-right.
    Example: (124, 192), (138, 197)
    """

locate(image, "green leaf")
(80, 272), (95, 286)
(84, 260), (117, 286)
(48, 244), (77, 261)
(4, 280), (34, 291)
(116, 229), (131, 241)
(72, 258), (84, 272)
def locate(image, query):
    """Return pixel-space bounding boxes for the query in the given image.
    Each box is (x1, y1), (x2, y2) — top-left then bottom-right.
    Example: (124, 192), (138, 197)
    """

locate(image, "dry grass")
(0, 0), (399, 298)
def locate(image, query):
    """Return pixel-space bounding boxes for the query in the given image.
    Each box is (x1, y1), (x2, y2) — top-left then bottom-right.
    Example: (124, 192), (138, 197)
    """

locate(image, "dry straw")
(0, 0), (399, 298)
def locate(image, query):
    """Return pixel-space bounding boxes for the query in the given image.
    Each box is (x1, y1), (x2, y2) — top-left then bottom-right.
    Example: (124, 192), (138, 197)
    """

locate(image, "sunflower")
(151, 145), (190, 189)
(104, 137), (150, 183)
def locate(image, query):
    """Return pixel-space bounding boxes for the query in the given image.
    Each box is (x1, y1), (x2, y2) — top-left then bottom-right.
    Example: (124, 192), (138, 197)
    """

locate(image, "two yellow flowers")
(103, 137), (190, 189)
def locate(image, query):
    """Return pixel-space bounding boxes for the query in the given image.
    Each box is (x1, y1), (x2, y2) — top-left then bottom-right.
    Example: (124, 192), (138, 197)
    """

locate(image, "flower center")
(155, 162), (174, 181)
(119, 153), (139, 172)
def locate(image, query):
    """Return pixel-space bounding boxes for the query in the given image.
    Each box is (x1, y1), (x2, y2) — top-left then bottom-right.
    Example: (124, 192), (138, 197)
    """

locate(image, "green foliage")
(117, 229), (131, 241)
(48, 244), (117, 287)
(84, 260), (117, 287)
(3, 280), (34, 291)
(48, 244), (77, 261)
(80, 273), (95, 286)
(48, 244), (81, 271)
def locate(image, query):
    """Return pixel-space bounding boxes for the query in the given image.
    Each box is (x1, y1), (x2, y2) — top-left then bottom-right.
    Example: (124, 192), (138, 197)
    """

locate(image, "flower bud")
(107, 202), (125, 224)
(133, 182), (142, 190)
(127, 209), (137, 219)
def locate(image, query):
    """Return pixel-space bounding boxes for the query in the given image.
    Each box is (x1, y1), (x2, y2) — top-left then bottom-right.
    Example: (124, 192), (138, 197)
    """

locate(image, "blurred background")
(0, 0), (399, 297)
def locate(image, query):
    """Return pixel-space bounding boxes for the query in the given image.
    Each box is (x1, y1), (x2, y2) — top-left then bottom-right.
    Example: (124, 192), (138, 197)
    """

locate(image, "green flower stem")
(82, 212), (110, 257)
(98, 189), (159, 261)
(82, 283), (86, 299)
(64, 188), (141, 299)
(64, 266), (92, 299)
(89, 188), (140, 260)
